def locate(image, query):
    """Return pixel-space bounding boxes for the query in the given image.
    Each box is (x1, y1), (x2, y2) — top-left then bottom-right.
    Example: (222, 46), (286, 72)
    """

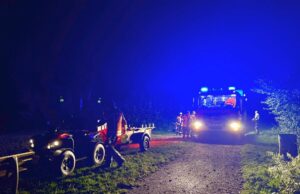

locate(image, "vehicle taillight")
(59, 133), (70, 139)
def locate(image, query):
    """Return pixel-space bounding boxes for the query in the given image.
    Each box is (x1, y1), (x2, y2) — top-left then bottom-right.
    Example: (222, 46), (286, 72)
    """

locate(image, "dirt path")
(127, 141), (243, 194)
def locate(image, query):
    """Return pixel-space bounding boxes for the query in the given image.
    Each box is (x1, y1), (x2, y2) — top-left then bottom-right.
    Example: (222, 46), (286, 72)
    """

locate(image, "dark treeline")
(0, 72), (192, 133)
(1, 61), (277, 134)
(1, 72), (273, 134)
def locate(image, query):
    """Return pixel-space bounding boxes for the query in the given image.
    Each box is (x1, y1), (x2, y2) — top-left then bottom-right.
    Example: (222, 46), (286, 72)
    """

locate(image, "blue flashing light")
(59, 96), (64, 103)
(200, 87), (208, 92)
(228, 86), (236, 91)
(236, 89), (244, 96)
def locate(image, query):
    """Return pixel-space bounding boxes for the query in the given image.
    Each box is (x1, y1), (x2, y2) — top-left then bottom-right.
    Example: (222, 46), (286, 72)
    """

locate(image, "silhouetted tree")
(253, 80), (300, 136)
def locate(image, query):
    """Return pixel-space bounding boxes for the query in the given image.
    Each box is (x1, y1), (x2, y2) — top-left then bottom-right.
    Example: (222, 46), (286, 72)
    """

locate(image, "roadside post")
(278, 134), (298, 160)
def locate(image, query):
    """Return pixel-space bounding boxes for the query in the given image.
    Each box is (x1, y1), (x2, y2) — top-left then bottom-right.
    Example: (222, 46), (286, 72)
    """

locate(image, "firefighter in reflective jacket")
(176, 112), (183, 135)
(102, 100), (125, 168)
(252, 110), (260, 135)
(182, 111), (190, 139)
(189, 111), (197, 135)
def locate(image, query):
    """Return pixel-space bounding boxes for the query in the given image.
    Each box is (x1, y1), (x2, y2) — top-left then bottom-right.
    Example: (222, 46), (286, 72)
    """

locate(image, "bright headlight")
(29, 139), (34, 148)
(47, 140), (61, 149)
(193, 120), (204, 130)
(229, 121), (242, 131)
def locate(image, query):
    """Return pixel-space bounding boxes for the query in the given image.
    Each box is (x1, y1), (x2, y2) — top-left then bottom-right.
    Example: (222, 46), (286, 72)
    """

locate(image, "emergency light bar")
(200, 87), (208, 92)
(200, 86), (243, 94)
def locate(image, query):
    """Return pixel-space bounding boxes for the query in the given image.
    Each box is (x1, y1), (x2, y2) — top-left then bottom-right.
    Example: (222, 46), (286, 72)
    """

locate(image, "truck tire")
(140, 136), (150, 152)
(92, 143), (105, 166)
(58, 150), (76, 176)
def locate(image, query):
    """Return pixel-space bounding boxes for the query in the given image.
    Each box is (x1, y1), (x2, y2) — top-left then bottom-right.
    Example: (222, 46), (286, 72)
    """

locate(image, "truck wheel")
(58, 150), (76, 176)
(93, 143), (105, 166)
(140, 136), (150, 152)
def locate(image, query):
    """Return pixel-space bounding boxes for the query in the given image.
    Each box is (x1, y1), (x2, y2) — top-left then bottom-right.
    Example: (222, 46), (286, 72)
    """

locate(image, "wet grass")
(19, 142), (193, 194)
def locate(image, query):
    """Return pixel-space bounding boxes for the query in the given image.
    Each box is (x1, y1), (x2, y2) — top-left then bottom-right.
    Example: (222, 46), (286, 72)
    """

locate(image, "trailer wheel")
(58, 150), (76, 176)
(140, 136), (150, 152)
(93, 143), (105, 166)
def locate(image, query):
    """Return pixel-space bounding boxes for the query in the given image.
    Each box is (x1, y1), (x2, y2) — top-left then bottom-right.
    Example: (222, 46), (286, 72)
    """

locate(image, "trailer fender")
(130, 133), (150, 144)
(53, 148), (74, 157)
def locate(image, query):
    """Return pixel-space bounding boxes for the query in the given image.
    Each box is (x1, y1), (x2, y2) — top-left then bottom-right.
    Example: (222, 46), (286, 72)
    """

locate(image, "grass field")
(19, 141), (194, 194)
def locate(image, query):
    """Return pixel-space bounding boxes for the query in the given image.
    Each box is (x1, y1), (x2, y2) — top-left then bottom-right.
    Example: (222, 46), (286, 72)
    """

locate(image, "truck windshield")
(199, 95), (236, 108)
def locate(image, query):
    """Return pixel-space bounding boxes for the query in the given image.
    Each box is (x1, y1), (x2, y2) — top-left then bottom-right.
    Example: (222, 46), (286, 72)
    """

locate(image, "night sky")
(1, 1), (300, 129)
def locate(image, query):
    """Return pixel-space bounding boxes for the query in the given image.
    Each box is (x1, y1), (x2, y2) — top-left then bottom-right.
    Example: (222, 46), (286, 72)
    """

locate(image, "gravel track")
(128, 141), (243, 194)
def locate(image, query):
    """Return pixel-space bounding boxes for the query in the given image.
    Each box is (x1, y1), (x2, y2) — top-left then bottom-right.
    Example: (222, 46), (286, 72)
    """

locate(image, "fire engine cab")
(191, 86), (247, 138)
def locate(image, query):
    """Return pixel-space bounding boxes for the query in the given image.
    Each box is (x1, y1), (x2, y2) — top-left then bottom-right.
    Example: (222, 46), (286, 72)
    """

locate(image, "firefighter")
(182, 111), (190, 139)
(189, 111), (197, 137)
(102, 100), (125, 168)
(252, 110), (260, 135)
(176, 112), (183, 135)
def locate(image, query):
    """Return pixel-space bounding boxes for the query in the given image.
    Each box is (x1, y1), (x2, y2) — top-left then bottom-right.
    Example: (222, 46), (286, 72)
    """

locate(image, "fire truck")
(190, 86), (247, 138)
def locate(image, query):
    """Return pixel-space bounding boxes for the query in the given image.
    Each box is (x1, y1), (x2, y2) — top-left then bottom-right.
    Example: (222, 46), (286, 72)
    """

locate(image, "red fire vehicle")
(190, 86), (247, 138)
